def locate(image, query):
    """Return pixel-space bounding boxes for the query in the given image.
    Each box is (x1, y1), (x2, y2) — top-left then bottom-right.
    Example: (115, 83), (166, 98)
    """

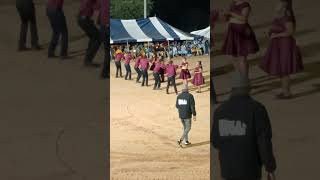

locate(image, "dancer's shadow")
(180, 140), (210, 148)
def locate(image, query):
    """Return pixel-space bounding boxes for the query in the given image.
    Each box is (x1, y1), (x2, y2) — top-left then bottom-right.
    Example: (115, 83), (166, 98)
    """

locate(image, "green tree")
(110, 0), (154, 19)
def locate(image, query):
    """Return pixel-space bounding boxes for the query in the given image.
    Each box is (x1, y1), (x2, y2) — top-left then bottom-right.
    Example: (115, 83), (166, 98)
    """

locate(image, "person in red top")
(134, 55), (142, 83)
(153, 59), (165, 90)
(139, 51), (150, 86)
(78, 0), (101, 67)
(123, 51), (132, 80)
(46, 0), (68, 59)
(166, 60), (179, 94)
(100, 0), (110, 79)
(114, 49), (124, 78)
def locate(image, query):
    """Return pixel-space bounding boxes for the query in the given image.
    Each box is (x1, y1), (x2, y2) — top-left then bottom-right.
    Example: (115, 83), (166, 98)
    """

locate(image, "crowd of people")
(111, 46), (206, 94)
(211, 0), (303, 180)
(15, 0), (110, 79)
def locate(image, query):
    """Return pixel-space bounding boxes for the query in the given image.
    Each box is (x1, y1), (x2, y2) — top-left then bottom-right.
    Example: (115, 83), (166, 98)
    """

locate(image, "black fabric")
(211, 77), (217, 104)
(78, 16), (101, 63)
(153, 72), (161, 89)
(16, 0), (39, 48)
(212, 95), (276, 180)
(115, 61), (122, 77)
(47, 8), (68, 56)
(100, 25), (109, 78)
(176, 92), (196, 119)
(167, 76), (178, 94)
(141, 69), (148, 86)
(124, 64), (132, 80)
(134, 67), (142, 82)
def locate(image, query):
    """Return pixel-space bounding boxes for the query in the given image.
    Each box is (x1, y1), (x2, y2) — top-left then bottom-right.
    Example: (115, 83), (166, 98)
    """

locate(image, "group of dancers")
(212, 0), (303, 101)
(16, 0), (110, 79)
(112, 48), (206, 94)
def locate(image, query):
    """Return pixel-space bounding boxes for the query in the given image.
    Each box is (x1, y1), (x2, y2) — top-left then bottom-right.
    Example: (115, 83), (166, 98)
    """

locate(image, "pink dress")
(192, 67), (205, 86)
(179, 62), (191, 79)
(260, 16), (303, 76)
(222, 1), (259, 57)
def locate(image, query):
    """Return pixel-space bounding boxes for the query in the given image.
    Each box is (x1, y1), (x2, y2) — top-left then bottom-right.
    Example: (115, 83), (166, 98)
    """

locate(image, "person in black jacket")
(16, 0), (40, 51)
(176, 85), (196, 146)
(212, 72), (276, 180)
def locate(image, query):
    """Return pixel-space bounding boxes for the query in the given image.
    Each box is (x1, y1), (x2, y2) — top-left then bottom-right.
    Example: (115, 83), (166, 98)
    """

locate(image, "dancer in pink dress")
(222, 0), (259, 77)
(192, 61), (205, 93)
(179, 56), (191, 86)
(260, 0), (303, 99)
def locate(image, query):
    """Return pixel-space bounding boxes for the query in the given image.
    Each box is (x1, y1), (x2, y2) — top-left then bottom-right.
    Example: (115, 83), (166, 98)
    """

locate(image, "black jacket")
(176, 91), (196, 119)
(211, 95), (276, 179)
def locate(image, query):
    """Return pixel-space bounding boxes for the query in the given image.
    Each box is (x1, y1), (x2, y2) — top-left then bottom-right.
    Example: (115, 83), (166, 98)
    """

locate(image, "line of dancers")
(112, 48), (206, 94)
(212, 0), (303, 100)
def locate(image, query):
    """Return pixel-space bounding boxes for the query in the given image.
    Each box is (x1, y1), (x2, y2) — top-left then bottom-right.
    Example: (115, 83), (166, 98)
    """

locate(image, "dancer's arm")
(271, 22), (294, 38)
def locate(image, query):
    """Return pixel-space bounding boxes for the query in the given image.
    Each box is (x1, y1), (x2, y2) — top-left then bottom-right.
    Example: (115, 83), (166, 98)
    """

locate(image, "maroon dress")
(260, 16), (303, 76)
(179, 62), (191, 79)
(192, 67), (205, 86)
(222, 1), (259, 57)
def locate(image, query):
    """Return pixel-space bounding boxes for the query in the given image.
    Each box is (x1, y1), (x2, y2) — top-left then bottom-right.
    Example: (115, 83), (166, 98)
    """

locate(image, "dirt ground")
(0, 1), (108, 180)
(212, 0), (320, 179)
(110, 55), (210, 179)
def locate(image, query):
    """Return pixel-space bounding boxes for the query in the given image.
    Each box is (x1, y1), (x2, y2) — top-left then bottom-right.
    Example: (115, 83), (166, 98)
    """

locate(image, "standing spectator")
(212, 72), (277, 180)
(176, 85), (196, 146)
(46, 0), (69, 58)
(16, 0), (40, 51)
(78, 0), (101, 67)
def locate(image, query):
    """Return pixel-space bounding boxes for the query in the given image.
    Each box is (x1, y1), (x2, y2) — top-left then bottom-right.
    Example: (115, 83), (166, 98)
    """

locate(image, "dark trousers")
(47, 8), (68, 56)
(78, 16), (101, 64)
(16, 2), (39, 48)
(153, 72), (161, 89)
(134, 67), (142, 82)
(115, 61), (122, 77)
(167, 76), (178, 94)
(124, 64), (132, 80)
(160, 72), (165, 82)
(141, 69), (148, 86)
(211, 77), (217, 104)
(100, 25), (109, 78)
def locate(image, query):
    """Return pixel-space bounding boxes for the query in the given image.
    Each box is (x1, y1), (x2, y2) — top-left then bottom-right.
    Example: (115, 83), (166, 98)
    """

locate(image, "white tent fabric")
(110, 17), (194, 44)
(190, 26), (210, 39)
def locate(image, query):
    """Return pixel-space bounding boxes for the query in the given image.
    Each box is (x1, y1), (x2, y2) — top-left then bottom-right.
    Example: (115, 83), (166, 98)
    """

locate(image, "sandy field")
(212, 0), (320, 179)
(0, 1), (108, 180)
(110, 55), (210, 179)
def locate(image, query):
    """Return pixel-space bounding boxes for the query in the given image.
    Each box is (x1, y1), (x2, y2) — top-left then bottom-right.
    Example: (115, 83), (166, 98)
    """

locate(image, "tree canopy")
(110, 0), (154, 19)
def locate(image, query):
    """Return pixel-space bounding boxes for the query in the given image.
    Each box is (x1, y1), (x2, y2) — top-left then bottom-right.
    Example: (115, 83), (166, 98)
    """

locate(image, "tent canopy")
(110, 17), (194, 44)
(190, 26), (210, 39)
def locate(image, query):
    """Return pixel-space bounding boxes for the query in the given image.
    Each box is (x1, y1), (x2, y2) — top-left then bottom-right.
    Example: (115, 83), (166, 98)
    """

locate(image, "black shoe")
(177, 139), (182, 145)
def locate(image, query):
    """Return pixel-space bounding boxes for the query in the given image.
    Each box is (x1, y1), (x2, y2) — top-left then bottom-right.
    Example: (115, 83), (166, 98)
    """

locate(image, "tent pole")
(167, 40), (170, 60)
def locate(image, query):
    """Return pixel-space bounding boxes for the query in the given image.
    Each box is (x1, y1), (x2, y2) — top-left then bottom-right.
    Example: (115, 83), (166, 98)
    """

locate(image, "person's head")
(140, 50), (145, 57)
(231, 71), (251, 96)
(168, 60), (173, 64)
(196, 61), (202, 68)
(182, 84), (189, 93)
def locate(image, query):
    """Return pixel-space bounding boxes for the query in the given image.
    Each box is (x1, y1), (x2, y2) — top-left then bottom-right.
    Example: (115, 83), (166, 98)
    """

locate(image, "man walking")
(78, 0), (101, 67)
(212, 72), (277, 180)
(16, 0), (40, 51)
(176, 85), (196, 146)
(46, 0), (69, 58)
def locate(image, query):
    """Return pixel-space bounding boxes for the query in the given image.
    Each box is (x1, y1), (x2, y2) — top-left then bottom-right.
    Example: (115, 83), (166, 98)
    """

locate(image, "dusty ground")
(110, 55), (210, 179)
(0, 1), (108, 180)
(213, 0), (320, 179)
